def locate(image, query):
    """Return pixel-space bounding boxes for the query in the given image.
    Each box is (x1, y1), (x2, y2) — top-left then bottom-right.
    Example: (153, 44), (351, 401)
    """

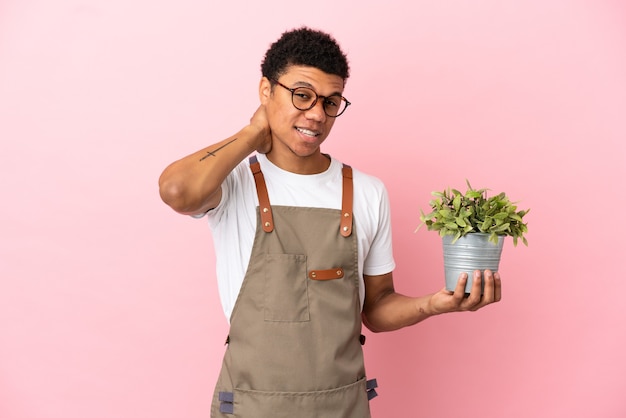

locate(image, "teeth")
(297, 127), (318, 137)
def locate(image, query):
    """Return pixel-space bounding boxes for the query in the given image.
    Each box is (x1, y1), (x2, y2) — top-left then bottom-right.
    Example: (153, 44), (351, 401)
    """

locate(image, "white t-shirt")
(201, 153), (396, 320)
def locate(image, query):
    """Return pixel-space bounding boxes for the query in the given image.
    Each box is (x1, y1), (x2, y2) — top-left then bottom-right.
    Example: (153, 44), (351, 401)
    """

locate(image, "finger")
(493, 271), (502, 302)
(481, 269), (495, 304)
(452, 273), (469, 302)
(470, 270), (500, 311)
(464, 270), (483, 307)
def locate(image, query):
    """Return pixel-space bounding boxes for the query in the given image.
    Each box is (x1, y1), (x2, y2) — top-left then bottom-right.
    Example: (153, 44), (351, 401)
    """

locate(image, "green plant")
(416, 180), (529, 246)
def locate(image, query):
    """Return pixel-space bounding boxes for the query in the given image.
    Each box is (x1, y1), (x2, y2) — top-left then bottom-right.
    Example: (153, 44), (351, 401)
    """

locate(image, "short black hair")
(261, 27), (350, 83)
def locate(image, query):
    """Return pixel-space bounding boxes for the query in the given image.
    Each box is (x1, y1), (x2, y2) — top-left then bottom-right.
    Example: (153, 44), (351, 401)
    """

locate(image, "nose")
(304, 99), (326, 122)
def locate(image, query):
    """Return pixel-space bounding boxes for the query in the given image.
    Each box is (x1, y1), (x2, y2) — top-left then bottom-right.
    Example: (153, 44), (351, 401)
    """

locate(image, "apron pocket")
(264, 253), (310, 322)
(230, 377), (371, 418)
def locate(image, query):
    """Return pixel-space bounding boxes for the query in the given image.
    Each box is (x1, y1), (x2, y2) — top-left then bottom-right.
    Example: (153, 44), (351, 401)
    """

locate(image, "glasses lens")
(291, 87), (317, 111)
(323, 95), (347, 117)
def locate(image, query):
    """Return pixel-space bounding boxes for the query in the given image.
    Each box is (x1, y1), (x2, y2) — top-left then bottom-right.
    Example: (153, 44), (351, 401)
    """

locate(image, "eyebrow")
(291, 81), (344, 97)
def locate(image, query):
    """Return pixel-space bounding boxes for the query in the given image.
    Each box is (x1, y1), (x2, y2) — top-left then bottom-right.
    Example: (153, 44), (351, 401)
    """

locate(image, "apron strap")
(249, 156), (354, 237)
(249, 156), (274, 233)
(340, 164), (354, 237)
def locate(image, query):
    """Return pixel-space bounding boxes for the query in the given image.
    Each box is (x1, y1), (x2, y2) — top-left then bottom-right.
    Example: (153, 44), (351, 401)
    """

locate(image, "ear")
(259, 77), (272, 105)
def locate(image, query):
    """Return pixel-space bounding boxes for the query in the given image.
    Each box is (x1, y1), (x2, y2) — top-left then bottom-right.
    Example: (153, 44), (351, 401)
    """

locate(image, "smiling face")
(259, 65), (346, 174)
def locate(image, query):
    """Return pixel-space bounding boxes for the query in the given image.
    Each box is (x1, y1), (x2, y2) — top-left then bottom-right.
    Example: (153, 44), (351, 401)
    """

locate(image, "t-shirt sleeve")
(187, 179), (230, 221)
(361, 181), (396, 277)
(203, 160), (249, 226)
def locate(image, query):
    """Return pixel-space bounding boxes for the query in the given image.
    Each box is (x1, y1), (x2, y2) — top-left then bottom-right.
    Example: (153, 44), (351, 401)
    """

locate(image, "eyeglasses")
(271, 79), (351, 118)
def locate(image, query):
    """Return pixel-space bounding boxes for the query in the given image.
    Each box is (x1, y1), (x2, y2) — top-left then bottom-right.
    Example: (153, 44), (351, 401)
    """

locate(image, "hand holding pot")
(428, 269), (502, 314)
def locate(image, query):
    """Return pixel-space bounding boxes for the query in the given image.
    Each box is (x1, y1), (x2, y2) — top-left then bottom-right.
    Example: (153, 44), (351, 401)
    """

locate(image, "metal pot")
(442, 233), (504, 294)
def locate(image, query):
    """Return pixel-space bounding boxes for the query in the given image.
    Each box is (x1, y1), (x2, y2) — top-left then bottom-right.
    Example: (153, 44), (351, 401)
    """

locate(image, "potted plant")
(416, 180), (529, 294)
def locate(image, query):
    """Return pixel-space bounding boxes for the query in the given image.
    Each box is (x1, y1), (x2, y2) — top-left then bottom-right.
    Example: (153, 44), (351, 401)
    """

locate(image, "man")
(159, 27), (501, 418)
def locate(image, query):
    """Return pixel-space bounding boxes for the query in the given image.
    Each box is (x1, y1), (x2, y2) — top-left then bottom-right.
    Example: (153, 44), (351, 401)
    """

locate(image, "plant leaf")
(444, 222), (459, 230)
(453, 195), (461, 211)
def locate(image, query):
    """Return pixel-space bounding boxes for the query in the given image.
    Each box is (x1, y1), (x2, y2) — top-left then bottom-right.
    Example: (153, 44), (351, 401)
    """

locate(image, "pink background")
(1, 1), (625, 417)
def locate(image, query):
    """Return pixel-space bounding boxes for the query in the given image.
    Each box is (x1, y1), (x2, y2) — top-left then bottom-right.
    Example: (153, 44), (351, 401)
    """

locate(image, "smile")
(296, 127), (320, 137)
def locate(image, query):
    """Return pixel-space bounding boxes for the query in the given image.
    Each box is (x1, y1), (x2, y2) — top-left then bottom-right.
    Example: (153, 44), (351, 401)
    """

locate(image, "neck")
(265, 151), (331, 174)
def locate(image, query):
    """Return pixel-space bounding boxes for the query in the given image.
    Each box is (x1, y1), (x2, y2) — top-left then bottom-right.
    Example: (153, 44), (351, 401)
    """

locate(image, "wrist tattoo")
(199, 137), (238, 161)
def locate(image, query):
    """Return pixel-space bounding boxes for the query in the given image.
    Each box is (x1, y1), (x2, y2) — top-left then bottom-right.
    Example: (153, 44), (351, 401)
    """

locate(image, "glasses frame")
(271, 79), (351, 118)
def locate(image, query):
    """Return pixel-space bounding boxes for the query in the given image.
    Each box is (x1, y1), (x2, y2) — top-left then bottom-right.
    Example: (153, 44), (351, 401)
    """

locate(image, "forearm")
(362, 271), (501, 332)
(362, 291), (438, 333)
(158, 125), (262, 215)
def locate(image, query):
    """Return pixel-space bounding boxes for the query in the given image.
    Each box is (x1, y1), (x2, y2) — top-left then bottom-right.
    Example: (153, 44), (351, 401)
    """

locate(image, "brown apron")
(210, 156), (378, 417)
